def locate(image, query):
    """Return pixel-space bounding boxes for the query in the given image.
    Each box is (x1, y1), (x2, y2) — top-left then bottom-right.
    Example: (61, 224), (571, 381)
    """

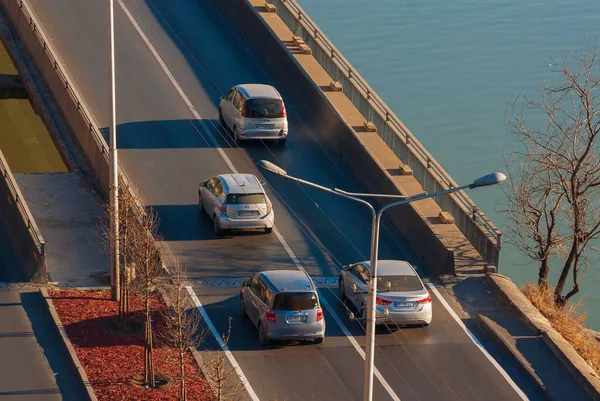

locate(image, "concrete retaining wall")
(0, 0), (110, 196)
(266, 0), (502, 268)
(0, 149), (45, 281)
(211, 0), (454, 275)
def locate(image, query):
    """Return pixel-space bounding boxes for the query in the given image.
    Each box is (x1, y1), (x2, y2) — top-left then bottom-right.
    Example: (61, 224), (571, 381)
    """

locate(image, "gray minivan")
(240, 270), (325, 345)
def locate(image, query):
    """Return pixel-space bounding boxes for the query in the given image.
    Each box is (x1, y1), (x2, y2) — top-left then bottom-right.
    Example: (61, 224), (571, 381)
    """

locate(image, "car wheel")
(360, 303), (367, 319)
(314, 337), (324, 344)
(213, 216), (223, 236)
(240, 295), (247, 319)
(199, 194), (205, 213)
(234, 127), (241, 145)
(218, 107), (225, 127)
(264, 227), (273, 234)
(339, 277), (346, 302)
(258, 323), (270, 346)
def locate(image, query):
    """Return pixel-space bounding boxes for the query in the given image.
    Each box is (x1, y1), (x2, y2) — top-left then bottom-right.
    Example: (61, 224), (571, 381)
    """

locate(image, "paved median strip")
(190, 275), (339, 288)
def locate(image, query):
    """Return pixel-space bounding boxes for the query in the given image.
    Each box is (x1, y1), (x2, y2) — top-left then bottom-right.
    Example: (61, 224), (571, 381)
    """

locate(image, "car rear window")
(246, 98), (283, 118)
(227, 193), (265, 204)
(272, 292), (318, 311)
(377, 275), (423, 292)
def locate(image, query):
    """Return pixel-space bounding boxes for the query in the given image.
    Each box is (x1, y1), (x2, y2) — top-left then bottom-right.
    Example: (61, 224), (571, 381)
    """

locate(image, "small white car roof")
(219, 174), (263, 194)
(363, 260), (417, 276)
(237, 84), (281, 99)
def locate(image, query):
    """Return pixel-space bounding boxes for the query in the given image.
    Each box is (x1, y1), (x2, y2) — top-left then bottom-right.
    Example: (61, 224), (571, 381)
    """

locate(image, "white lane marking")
(318, 295), (402, 401)
(187, 286), (260, 401)
(119, 2), (403, 399)
(273, 231), (402, 401)
(427, 284), (528, 400)
(117, 0), (236, 174)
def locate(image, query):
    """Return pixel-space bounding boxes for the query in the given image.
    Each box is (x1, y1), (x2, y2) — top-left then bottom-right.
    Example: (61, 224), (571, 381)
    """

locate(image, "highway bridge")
(0, 0), (549, 399)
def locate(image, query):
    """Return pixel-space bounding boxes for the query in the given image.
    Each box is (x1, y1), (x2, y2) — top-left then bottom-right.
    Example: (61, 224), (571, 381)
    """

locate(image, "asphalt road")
(25, 0), (530, 399)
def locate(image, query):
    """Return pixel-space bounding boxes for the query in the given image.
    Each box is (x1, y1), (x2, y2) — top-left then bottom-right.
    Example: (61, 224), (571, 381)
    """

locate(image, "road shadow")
(20, 291), (90, 401)
(100, 119), (225, 149)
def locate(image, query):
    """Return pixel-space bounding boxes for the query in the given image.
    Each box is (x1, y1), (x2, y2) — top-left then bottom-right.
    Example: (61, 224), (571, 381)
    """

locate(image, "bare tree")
(504, 42), (600, 305)
(98, 182), (142, 329)
(203, 317), (243, 401)
(130, 206), (165, 387)
(158, 260), (205, 401)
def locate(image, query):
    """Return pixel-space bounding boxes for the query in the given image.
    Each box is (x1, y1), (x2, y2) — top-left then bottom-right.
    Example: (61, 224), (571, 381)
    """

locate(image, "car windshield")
(272, 292), (318, 311)
(245, 98), (283, 118)
(377, 275), (423, 292)
(227, 193), (265, 204)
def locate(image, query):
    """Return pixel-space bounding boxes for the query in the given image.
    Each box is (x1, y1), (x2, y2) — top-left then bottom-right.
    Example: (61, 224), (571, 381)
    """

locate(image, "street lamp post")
(108, 0), (120, 301)
(257, 160), (505, 401)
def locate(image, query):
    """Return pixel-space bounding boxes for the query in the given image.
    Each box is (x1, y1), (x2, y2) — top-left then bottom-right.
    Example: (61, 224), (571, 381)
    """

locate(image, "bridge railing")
(269, 0), (502, 266)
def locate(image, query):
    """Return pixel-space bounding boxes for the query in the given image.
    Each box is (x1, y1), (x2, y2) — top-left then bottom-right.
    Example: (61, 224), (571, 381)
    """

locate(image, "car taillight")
(266, 200), (272, 214)
(376, 297), (391, 305)
(220, 202), (227, 214)
(316, 307), (323, 321)
(266, 309), (276, 323)
(417, 293), (432, 304)
(281, 102), (286, 118)
(241, 102), (248, 117)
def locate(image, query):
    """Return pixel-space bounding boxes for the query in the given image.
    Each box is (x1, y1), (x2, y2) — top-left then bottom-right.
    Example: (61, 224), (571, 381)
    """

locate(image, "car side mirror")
(259, 180), (266, 186)
(242, 280), (249, 287)
(199, 182), (205, 187)
(349, 312), (355, 320)
(220, 95), (225, 100)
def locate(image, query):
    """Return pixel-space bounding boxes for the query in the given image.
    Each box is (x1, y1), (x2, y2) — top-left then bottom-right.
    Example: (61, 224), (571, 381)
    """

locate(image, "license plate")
(238, 210), (257, 217)
(287, 315), (306, 322)
(256, 124), (274, 129)
(394, 302), (414, 307)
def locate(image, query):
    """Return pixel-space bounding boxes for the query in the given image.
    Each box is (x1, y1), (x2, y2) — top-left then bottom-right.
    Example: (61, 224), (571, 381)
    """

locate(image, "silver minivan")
(198, 173), (274, 235)
(240, 270), (325, 345)
(219, 84), (289, 145)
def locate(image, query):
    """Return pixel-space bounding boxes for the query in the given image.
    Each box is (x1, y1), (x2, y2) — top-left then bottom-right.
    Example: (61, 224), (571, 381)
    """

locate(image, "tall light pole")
(108, 0), (120, 301)
(257, 160), (506, 401)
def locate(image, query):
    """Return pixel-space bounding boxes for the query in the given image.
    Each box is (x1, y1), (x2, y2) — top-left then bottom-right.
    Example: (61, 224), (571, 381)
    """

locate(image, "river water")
(297, 0), (600, 328)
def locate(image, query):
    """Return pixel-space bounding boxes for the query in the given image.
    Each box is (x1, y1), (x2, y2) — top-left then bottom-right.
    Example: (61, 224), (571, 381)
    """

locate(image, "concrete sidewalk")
(0, 287), (88, 401)
(15, 172), (109, 287)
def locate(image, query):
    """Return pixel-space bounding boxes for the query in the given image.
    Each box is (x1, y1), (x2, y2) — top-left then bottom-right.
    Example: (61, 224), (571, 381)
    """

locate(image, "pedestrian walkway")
(0, 287), (88, 401)
(15, 172), (109, 286)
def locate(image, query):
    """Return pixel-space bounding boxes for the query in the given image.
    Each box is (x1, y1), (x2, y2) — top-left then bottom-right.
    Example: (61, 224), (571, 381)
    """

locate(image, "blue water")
(297, 0), (600, 328)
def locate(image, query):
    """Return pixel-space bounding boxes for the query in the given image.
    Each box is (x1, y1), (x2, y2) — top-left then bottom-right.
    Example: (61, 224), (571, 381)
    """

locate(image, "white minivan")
(219, 84), (289, 145)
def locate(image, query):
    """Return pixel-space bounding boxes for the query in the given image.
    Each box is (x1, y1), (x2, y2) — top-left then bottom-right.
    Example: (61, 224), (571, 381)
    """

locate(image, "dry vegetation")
(521, 283), (600, 373)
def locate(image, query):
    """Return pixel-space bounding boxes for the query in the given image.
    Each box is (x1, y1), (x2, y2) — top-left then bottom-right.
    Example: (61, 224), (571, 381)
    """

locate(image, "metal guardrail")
(271, 0), (502, 256)
(0, 148), (45, 256)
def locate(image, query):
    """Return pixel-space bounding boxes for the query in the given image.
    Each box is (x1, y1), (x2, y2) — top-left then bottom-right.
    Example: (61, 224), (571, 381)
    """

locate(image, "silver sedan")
(339, 260), (432, 326)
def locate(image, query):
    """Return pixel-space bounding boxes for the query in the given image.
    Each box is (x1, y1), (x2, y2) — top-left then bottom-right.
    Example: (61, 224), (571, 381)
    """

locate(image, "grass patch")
(521, 283), (600, 374)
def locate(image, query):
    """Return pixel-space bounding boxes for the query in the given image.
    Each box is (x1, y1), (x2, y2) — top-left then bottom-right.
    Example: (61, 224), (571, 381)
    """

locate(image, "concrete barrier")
(210, 0), (454, 275)
(0, 148), (45, 281)
(261, 0), (501, 268)
(488, 273), (600, 400)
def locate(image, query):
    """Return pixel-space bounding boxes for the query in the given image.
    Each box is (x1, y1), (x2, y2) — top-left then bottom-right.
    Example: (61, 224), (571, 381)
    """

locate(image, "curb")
(39, 288), (98, 401)
(487, 273), (600, 401)
(475, 314), (552, 401)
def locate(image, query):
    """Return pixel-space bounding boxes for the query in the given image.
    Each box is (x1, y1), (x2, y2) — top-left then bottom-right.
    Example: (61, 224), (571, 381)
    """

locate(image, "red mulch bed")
(49, 289), (214, 401)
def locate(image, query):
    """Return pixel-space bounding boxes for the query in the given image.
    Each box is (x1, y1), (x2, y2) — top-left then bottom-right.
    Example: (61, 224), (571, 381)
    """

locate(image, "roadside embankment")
(488, 273), (600, 400)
